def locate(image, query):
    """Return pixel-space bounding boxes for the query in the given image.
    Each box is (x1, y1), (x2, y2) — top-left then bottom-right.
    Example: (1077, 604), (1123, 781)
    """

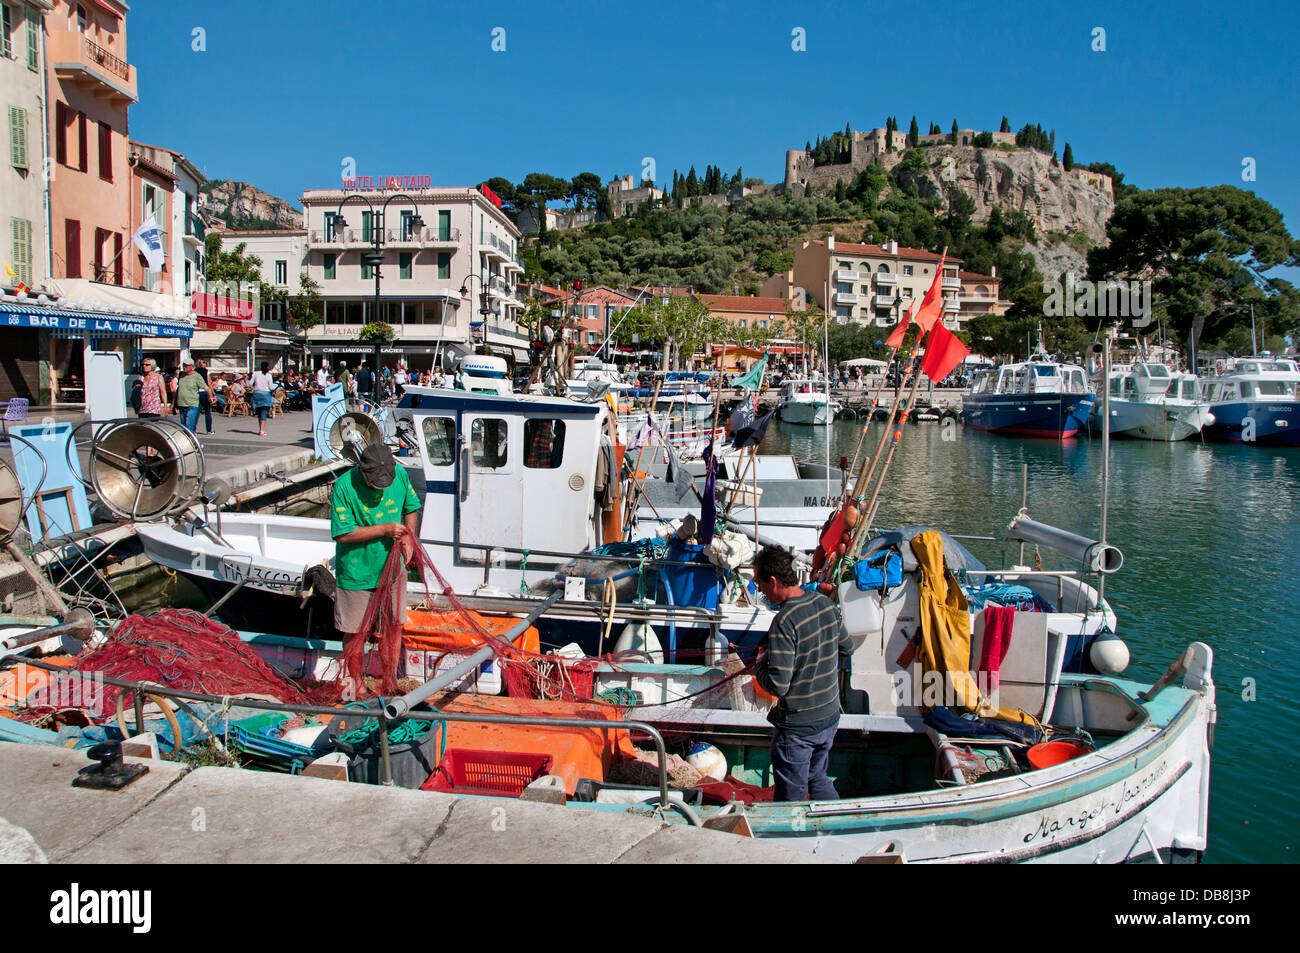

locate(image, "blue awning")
(0, 302), (193, 339)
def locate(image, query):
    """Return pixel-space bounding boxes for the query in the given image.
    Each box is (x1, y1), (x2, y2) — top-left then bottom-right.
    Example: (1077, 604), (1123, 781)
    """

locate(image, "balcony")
(942, 276), (962, 290)
(49, 32), (138, 105)
(875, 293), (900, 309)
(184, 213), (205, 247)
(874, 272), (898, 286)
(833, 268), (857, 283)
(834, 290), (858, 305)
(382, 226), (461, 248)
(479, 232), (515, 261)
(944, 296), (961, 312)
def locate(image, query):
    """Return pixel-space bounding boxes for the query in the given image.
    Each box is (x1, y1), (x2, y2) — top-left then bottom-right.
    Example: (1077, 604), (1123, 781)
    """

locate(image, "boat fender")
(684, 741), (728, 781)
(1089, 631), (1130, 675)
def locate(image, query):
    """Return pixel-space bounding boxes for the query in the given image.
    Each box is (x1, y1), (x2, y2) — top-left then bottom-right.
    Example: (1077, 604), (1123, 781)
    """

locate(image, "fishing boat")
(1197, 355), (1300, 446)
(963, 356), (1095, 439)
(776, 378), (837, 425)
(1090, 362), (1214, 442)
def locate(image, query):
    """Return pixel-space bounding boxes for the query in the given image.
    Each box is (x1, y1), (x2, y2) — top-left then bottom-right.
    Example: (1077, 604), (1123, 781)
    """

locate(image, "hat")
(183, 358), (194, 367)
(358, 443), (396, 489)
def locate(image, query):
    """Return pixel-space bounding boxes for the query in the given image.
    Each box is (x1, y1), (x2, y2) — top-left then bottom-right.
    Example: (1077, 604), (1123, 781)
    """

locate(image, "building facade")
(606, 174), (665, 218)
(291, 185), (527, 370)
(3, 0), (52, 294)
(768, 236), (988, 331)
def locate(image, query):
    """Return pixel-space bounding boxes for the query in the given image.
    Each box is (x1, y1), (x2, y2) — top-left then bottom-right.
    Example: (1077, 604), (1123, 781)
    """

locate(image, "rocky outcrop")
(199, 180), (303, 230)
(884, 145), (1114, 245)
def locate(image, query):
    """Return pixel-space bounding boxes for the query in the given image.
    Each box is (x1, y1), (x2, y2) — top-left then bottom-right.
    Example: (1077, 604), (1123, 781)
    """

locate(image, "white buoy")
(1090, 632), (1130, 675)
(684, 741), (728, 781)
(613, 622), (660, 657)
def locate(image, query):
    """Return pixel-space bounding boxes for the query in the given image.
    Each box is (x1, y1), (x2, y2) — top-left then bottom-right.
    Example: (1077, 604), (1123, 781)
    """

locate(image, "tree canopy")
(1087, 185), (1300, 349)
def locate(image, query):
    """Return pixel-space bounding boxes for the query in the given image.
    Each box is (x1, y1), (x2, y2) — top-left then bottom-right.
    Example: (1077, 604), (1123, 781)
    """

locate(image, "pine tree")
(1000, 116), (1010, 133)
(950, 119), (958, 144)
(1049, 128), (1056, 153)
(834, 179), (846, 202)
(1063, 143), (1074, 171)
(908, 115), (919, 148)
(805, 140), (812, 153)
(686, 166), (698, 196)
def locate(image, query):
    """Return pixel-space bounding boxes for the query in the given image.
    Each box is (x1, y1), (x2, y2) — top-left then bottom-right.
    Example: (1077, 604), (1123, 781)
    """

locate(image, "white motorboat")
(777, 378), (837, 425)
(1197, 355), (1300, 446)
(1091, 362), (1215, 441)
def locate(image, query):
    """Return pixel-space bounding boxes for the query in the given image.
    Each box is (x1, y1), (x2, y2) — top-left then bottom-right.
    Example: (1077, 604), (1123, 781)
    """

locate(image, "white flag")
(132, 215), (165, 271)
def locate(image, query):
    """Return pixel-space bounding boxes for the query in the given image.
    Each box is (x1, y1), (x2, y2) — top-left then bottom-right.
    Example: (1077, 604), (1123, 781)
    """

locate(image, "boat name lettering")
(219, 562), (296, 586)
(1021, 759), (1168, 844)
(803, 496), (835, 507)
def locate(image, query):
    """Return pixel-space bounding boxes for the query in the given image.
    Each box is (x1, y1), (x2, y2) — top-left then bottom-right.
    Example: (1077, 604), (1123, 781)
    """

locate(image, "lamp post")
(333, 191), (424, 401)
(457, 272), (507, 358)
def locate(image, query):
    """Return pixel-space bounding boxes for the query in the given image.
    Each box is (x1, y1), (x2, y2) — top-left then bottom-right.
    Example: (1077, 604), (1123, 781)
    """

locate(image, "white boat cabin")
(398, 386), (609, 565)
(974, 360), (1089, 396)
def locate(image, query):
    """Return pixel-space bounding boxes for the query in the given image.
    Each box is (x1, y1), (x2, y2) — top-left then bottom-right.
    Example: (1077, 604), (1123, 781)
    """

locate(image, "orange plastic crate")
(422, 747), (554, 797)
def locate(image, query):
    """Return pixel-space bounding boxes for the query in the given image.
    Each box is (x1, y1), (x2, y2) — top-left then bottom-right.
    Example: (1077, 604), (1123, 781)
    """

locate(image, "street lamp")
(334, 191), (424, 401)
(458, 272), (507, 357)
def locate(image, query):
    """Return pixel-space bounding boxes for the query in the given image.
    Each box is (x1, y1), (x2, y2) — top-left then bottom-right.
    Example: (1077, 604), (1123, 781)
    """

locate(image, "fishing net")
(358, 540), (603, 702)
(49, 608), (338, 714)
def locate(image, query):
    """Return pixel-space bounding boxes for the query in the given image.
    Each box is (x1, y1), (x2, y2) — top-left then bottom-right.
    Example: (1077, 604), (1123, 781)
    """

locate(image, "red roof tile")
(699, 294), (797, 313)
(822, 240), (961, 263)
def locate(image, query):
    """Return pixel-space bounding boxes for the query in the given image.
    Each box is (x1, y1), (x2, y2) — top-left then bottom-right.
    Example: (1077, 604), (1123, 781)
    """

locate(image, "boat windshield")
(1252, 381), (1294, 397)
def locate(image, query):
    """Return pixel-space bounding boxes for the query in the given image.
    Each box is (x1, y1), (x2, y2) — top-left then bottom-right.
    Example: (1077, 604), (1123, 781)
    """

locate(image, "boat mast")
(1098, 335), (1111, 606)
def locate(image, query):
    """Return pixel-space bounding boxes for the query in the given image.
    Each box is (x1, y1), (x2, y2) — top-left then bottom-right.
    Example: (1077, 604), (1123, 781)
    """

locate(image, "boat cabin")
(397, 387), (609, 565)
(455, 355), (513, 396)
(979, 361), (1088, 397)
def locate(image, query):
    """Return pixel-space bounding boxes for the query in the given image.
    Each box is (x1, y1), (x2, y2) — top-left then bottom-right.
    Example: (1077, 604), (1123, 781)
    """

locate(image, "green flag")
(732, 351), (768, 391)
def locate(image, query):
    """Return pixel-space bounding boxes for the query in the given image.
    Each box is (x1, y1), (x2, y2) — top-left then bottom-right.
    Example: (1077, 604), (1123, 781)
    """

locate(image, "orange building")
(45, 0), (136, 285)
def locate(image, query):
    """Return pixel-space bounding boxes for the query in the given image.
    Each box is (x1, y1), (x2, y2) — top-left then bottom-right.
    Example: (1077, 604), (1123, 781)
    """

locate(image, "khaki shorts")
(334, 577), (408, 634)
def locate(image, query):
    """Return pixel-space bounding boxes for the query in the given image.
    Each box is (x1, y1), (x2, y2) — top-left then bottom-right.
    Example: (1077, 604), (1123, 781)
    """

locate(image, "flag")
(4, 263), (28, 294)
(664, 440), (694, 502)
(699, 441), (719, 545)
(732, 350), (768, 391)
(920, 320), (971, 383)
(132, 216), (165, 271)
(731, 405), (777, 449)
(883, 299), (916, 349)
(912, 254), (947, 334)
(627, 411), (659, 451)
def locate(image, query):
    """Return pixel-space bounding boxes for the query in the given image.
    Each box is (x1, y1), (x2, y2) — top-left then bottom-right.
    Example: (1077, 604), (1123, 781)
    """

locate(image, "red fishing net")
(57, 608), (337, 714)
(357, 539), (599, 701)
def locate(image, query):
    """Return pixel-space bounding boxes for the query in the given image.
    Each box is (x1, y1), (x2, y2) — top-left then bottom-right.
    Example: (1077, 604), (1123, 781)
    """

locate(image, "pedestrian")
(330, 443), (421, 696)
(196, 359), (216, 434)
(751, 545), (853, 802)
(249, 361), (276, 436)
(355, 362), (375, 401)
(137, 358), (169, 419)
(316, 364), (329, 389)
(174, 359), (209, 434)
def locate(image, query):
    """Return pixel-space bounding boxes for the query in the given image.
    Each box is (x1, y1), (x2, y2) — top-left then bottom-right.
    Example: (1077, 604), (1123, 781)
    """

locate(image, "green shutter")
(8, 107), (27, 171)
(323, 253), (335, 280)
(26, 9), (37, 70)
(437, 252), (450, 279)
(361, 211), (372, 243)
(438, 210), (450, 241)
(11, 218), (32, 286)
(399, 252), (412, 279)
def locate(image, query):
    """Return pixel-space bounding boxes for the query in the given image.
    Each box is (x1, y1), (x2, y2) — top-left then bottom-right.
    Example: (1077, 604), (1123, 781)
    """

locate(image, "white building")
(208, 228), (305, 371)
(297, 184), (528, 370)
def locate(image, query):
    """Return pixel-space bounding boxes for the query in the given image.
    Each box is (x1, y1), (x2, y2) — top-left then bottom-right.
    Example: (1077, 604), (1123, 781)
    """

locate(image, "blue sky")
(128, 0), (1298, 268)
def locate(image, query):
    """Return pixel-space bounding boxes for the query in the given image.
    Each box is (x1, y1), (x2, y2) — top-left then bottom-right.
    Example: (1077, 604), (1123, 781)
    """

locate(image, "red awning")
(87, 0), (123, 20)
(196, 316), (258, 334)
(192, 292), (258, 331)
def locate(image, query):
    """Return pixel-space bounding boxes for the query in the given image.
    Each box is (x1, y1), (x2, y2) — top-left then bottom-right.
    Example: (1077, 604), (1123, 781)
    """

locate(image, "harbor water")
(760, 417), (1298, 864)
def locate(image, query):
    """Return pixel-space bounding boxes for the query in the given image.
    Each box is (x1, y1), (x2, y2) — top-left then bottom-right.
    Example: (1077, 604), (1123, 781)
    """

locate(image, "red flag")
(883, 299), (915, 349)
(913, 254), (947, 334)
(920, 320), (970, 383)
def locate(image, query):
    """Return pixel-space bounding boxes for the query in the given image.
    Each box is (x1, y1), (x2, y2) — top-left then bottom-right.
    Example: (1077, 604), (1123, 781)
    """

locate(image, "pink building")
(46, 0), (136, 285)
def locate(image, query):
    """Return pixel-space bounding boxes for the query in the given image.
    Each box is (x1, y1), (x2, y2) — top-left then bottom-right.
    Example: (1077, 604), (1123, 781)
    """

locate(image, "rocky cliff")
(199, 180), (303, 230)
(884, 145), (1115, 245)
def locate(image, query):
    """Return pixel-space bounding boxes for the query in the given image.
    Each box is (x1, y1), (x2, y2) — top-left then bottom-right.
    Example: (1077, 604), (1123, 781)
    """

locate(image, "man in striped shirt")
(753, 546), (853, 801)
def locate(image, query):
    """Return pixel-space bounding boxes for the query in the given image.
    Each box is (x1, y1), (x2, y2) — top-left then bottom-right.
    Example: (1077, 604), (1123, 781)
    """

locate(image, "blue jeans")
(770, 719), (840, 802)
(181, 405), (200, 433)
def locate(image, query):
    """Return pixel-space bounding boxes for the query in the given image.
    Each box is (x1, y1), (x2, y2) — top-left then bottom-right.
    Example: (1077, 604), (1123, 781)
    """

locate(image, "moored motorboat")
(963, 356), (1095, 439)
(1197, 355), (1300, 446)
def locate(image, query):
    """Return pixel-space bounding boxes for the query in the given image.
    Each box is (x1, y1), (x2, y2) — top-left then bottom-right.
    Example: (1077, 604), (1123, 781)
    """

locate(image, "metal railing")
(6, 654), (677, 810)
(84, 37), (130, 81)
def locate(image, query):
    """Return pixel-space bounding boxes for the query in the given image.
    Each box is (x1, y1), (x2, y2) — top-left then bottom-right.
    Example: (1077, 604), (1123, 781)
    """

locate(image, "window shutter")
(65, 219), (80, 278)
(77, 112), (87, 172)
(8, 107), (27, 170)
(26, 9), (37, 70)
(55, 102), (67, 165)
(399, 252), (411, 279)
(12, 218), (32, 286)
(98, 121), (111, 181)
(323, 252), (335, 279)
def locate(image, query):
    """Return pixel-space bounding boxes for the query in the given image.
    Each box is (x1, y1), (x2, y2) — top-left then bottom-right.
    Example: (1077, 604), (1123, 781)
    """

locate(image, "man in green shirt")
(331, 443), (421, 693)
(175, 360), (211, 434)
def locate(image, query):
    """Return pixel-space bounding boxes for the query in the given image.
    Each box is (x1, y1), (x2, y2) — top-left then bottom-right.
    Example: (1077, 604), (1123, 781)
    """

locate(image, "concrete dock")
(0, 741), (836, 864)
